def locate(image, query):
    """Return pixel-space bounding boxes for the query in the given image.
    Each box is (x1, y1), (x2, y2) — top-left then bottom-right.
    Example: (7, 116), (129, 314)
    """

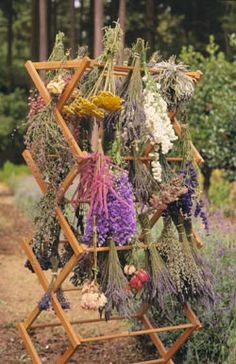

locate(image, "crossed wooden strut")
(18, 57), (203, 364)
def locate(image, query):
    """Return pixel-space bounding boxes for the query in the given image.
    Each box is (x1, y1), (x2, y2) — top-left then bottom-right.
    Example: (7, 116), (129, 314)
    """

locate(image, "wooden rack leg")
(18, 323), (42, 364)
(56, 345), (76, 364)
(141, 314), (175, 364)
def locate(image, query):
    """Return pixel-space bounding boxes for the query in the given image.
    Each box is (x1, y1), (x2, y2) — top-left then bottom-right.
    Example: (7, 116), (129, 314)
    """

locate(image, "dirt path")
(0, 184), (155, 364)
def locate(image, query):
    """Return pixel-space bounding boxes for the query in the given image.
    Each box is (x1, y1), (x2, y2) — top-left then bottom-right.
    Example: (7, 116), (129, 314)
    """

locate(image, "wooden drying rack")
(18, 57), (203, 364)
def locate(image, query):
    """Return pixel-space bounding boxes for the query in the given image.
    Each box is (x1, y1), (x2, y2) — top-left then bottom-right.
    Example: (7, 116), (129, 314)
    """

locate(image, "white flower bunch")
(143, 77), (178, 181)
(80, 280), (107, 311)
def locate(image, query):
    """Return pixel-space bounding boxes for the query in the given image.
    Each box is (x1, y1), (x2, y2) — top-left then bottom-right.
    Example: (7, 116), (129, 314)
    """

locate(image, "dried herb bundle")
(149, 55), (195, 110)
(139, 213), (176, 310)
(25, 104), (73, 188)
(119, 38), (146, 150)
(102, 240), (134, 319)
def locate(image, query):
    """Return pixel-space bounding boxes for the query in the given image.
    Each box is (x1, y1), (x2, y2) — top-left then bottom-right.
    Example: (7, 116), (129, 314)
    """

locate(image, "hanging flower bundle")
(24, 23), (214, 318)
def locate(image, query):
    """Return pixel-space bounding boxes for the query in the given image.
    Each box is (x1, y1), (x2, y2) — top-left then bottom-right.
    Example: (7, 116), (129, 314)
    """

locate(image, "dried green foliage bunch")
(25, 190), (61, 271)
(25, 104), (73, 188)
(81, 22), (123, 97)
(25, 32), (74, 276)
(149, 55), (195, 110)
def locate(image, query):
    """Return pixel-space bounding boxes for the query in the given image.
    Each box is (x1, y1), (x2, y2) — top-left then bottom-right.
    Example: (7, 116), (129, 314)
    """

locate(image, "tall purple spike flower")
(83, 172), (136, 246)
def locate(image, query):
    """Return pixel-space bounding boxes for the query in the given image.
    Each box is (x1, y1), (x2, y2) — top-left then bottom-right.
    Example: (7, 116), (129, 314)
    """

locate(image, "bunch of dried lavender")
(102, 240), (134, 319)
(159, 217), (191, 302)
(130, 155), (158, 205)
(149, 55), (195, 111)
(169, 211), (214, 305)
(139, 213), (176, 310)
(119, 38), (146, 151)
(38, 256), (70, 310)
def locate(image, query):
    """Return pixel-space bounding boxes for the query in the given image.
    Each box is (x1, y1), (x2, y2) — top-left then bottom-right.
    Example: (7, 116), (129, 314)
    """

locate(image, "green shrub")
(0, 160), (29, 184)
(208, 170), (236, 217)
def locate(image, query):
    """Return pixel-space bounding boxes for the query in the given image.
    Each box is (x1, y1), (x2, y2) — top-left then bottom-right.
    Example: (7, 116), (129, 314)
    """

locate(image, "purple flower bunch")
(179, 161), (198, 217)
(165, 161), (209, 230)
(195, 200), (209, 230)
(83, 172), (136, 246)
(38, 289), (70, 311)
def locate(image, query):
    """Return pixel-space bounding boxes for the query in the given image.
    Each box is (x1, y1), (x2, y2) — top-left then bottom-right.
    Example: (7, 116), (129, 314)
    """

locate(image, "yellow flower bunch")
(63, 96), (104, 119)
(91, 91), (122, 111)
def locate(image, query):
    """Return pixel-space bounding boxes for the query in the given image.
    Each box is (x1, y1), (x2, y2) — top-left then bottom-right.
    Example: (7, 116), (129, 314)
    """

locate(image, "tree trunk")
(118, 0), (126, 58)
(88, 0), (94, 56)
(51, 0), (57, 45)
(39, 0), (48, 61)
(69, 0), (76, 57)
(6, 0), (13, 68)
(202, 165), (212, 202)
(31, 0), (39, 61)
(94, 0), (104, 58)
(47, 0), (52, 55)
(145, 0), (155, 52)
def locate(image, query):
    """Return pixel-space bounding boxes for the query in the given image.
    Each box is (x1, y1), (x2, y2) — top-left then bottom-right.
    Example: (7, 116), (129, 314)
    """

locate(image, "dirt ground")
(0, 183), (156, 364)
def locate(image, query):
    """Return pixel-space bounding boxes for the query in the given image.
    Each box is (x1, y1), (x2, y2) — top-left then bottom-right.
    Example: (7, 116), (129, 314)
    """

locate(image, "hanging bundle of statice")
(142, 63), (177, 182)
(149, 55), (195, 111)
(119, 38), (146, 150)
(138, 213), (176, 309)
(102, 240), (134, 319)
(82, 171), (136, 246)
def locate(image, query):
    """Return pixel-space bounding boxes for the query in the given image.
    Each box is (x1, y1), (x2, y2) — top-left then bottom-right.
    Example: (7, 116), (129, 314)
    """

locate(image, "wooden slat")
(52, 254), (78, 291)
(133, 359), (164, 364)
(192, 230), (204, 249)
(20, 240), (49, 291)
(56, 57), (90, 111)
(56, 345), (76, 364)
(56, 163), (80, 202)
(184, 303), (202, 329)
(51, 293), (81, 348)
(54, 108), (85, 159)
(31, 59), (202, 82)
(31, 314), (140, 329)
(85, 242), (160, 252)
(33, 60), (85, 70)
(25, 60), (51, 104)
(18, 323), (42, 364)
(80, 323), (194, 343)
(23, 150), (47, 193)
(171, 116), (204, 165)
(55, 208), (84, 256)
(163, 327), (196, 362)
(23, 306), (41, 330)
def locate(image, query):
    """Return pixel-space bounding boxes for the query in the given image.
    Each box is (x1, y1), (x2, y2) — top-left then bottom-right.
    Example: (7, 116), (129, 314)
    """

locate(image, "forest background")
(0, 0), (236, 207)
